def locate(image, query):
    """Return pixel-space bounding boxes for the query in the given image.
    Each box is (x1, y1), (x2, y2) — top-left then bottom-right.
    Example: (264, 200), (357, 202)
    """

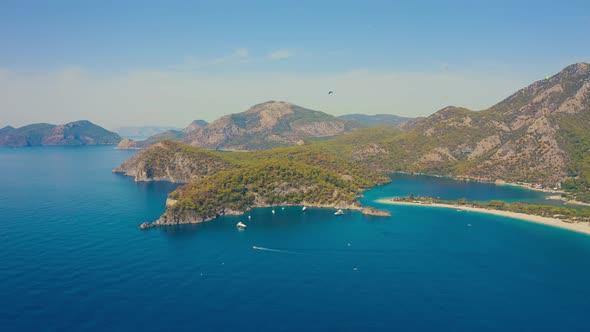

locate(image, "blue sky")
(1, 0), (589, 128)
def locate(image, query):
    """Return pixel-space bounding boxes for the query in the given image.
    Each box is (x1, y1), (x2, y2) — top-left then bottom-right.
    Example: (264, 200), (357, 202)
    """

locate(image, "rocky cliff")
(113, 140), (237, 183)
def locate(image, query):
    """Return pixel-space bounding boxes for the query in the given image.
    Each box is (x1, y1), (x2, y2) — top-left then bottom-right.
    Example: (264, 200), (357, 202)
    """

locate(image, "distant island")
(0, 120), (121, 147)
(112, 62), (590, 228)
(378, 196), (590, 235)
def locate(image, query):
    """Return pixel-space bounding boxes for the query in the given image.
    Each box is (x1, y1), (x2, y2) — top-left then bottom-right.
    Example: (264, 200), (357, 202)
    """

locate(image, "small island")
(378, 196), (590, 235)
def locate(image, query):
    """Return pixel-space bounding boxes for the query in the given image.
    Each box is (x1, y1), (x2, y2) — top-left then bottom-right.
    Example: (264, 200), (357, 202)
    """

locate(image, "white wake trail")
(252, 246), (298, 254)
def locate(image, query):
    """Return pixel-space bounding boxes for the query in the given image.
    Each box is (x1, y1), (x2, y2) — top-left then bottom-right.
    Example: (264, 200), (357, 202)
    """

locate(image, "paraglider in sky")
(328, 91), (334, 95)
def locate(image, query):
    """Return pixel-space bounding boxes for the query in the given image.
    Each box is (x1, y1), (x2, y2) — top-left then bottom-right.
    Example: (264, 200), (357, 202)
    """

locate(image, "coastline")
(140, 203), (390, 229)
(376, 198), (590, 236)
(393, 171), (564, 194)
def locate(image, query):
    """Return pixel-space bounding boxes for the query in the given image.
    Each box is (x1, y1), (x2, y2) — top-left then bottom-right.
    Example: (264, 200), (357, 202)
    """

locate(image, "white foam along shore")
(376, 198), (590, 236)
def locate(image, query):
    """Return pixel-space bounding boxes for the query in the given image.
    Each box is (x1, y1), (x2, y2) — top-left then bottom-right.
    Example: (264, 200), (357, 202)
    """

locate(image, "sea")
(1, 146), (590, 332)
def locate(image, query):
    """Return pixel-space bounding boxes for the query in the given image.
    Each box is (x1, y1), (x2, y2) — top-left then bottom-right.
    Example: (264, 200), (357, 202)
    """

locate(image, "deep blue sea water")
(1, 146), (590, 332)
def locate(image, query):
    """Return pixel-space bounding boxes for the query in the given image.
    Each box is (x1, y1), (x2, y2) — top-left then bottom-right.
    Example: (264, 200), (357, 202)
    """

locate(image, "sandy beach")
(376, 199), (590, 235)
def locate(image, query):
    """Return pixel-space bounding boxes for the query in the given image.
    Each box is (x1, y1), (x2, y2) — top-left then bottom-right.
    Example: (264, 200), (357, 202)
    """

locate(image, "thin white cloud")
(235, 48), (249, 57)
(172, 48), (250, 71)
(268, 50), (291, 60)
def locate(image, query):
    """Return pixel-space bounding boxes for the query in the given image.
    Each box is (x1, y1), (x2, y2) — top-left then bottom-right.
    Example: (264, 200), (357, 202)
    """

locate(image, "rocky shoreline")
(139, 203), (390, 230)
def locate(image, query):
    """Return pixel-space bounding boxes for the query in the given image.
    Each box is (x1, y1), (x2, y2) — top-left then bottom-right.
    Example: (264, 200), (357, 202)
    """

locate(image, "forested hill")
(114, 140), (390, 227)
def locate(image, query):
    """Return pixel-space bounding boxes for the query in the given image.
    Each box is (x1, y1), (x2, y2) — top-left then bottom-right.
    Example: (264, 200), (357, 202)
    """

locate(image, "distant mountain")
(0, 120), (121, 147)
(338, 114), (413, 127)
(182, 101), (360, 151)
(115, 126), (180, 140)
(0, 126), (15, 136)
(182, 120), (208, 133)
(116, 120), (208, 150)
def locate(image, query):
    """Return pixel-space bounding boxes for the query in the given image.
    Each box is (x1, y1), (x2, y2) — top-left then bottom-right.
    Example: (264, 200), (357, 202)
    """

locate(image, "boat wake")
(252, 246), (298, 254)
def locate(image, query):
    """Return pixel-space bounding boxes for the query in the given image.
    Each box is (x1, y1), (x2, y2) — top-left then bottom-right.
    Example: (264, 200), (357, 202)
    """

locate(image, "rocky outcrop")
(113, 140), (236, 183)
(361, 207), (391, 217)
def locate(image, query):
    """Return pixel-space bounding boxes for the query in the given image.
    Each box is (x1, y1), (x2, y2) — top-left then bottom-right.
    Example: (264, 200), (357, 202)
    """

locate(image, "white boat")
(281, 207), (285, 210)
(334, 209), (344, 216)
(271, 209), (275, 214)
(236, 222), (247, 229)
(302, 206), (307, 212)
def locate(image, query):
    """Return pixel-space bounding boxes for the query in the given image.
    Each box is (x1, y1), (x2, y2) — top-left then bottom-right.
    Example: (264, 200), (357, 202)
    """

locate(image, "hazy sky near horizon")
(1, 0), (589, 129)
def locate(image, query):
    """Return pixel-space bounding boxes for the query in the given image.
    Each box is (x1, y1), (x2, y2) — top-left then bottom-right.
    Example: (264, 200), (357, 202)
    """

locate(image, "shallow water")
(1, 147), (589, 332)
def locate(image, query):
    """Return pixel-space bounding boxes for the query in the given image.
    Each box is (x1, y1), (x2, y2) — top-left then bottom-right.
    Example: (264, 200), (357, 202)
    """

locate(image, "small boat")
(271, 209), (275, 214)
(248, 215), (252, 220)
(302, 206), (307, 212)
(236, 222), (247, 229)
(281, 207), (285, 210)
(334, 209), (344, 216)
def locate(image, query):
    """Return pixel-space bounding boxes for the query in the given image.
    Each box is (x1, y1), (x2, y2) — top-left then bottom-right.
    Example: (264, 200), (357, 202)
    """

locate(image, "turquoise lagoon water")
(1, 146), (589, 332)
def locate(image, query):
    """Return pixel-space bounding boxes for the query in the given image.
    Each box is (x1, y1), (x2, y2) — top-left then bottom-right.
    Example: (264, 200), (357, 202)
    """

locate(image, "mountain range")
(113, 62), (590, 228)
(116, 102), (364, 151)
